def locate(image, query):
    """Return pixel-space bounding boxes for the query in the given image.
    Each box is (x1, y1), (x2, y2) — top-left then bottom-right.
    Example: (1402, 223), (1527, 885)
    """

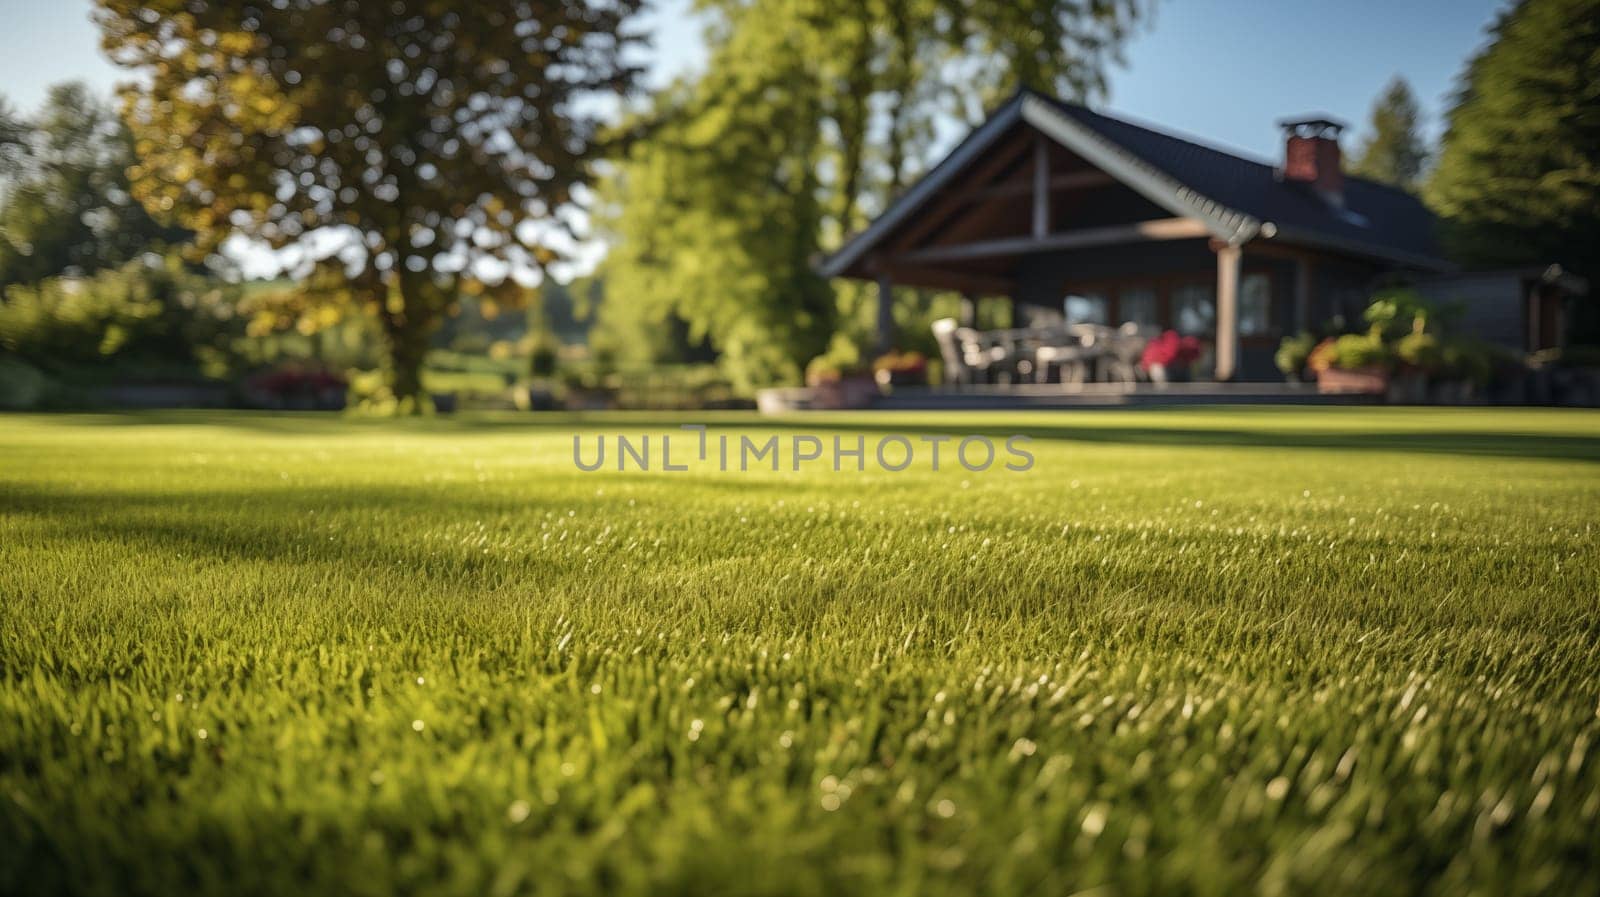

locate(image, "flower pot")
(811, 376), (879, 410)
(1316, 366), (1389, 395)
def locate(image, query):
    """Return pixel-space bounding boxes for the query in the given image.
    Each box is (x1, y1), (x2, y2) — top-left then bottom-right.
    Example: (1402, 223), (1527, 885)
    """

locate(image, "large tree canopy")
(1427, 0), (1600, 276)
(0, 83), (185, 291)
(1349, 76), (1429, 191)
(596, 0), (1148, 389)
(96, 0), (646, 407)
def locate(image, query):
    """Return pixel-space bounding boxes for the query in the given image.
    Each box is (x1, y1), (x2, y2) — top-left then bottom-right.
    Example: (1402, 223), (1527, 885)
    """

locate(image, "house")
(818, 90), (1585, 382)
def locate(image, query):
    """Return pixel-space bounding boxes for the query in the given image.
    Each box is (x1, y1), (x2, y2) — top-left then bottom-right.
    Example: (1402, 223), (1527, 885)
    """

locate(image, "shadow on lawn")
(32, 408), (1600, 463)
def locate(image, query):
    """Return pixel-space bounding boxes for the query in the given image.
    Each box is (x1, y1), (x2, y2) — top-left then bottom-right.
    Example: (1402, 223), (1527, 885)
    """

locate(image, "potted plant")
(1309, 330), (1392, 395)
(1140, 330), (1202, 384)
(872, 349), (928, 389)
(806, 356), (877, 409)
(1274, 331), (1317, 383)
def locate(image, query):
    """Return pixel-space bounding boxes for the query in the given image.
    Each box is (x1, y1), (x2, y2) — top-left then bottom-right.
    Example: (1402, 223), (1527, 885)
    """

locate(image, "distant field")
(2, 408), (1598, 896)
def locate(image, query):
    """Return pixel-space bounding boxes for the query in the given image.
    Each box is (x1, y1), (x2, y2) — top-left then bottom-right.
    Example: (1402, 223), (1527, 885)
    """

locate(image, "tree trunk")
(382, 275), (437, 413)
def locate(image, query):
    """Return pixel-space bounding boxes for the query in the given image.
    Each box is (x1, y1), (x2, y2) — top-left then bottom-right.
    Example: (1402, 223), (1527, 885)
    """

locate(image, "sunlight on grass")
(1, 408), (1598, 895)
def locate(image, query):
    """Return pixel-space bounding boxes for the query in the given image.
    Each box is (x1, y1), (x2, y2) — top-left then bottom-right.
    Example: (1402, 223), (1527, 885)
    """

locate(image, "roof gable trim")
(1018, 97), (1259, 246)
(819, 92), (1261, 278)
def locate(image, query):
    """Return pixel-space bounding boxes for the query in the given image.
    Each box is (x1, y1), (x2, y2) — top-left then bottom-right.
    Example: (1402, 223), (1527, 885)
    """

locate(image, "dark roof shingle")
(1038, 94), (1445, 267)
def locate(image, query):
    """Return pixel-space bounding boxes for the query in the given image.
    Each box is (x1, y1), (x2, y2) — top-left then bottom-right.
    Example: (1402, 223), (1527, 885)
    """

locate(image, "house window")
(1173, 283), (1215, 335)
(1064, 292), (1109, 325)
(1240, 273), (1272, 336)
(1119, 286), (1160, 328)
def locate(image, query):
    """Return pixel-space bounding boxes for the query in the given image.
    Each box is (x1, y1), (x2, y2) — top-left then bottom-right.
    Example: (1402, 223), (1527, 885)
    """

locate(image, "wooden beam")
(1214, 242), (1242, 381)
(1033, 135), (1050, 238)
(887, 132), (1035, 252)
(954, 169), (1114, 204)
(879, 265), (1013, 296)
(893, 217), (1209, 264)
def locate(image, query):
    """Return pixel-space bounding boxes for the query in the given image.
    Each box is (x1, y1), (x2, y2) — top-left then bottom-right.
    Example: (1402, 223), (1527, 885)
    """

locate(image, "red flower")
(1140, 330), (1201, 369)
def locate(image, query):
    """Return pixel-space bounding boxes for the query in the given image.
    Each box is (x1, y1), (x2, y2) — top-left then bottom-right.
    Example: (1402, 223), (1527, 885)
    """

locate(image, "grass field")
(2, 408), (1598, 896)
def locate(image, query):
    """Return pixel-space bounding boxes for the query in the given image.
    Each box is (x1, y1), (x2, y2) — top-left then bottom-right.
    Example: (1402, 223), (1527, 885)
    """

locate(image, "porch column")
(876, 272), (895, 355)
(1214, 242), (1242, 381)
(1033, 134), (1050, 238)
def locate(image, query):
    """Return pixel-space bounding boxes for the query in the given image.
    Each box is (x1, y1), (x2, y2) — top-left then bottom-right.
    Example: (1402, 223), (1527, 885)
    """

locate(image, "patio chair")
(955, 326), (1015, 384)
(1096, 323), (1155, 384)
(933, 318), (1011, 385)
(931, 318), (969, 384)
(1030, 326), (1099, 385)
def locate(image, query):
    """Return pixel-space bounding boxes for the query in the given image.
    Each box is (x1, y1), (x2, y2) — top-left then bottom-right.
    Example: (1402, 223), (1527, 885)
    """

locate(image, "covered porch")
(820, 94), (1400, 383)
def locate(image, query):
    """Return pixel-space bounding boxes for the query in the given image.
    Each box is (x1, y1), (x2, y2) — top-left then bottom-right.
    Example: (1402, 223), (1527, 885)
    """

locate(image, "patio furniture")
(1097, 323), (1156, 384)
(1033, 339), (1094, 385)
(933, 318), (1016, 385)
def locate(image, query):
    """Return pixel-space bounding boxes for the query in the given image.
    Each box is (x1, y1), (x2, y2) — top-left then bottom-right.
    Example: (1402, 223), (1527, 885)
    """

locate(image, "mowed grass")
(1, 408), (1598, 896)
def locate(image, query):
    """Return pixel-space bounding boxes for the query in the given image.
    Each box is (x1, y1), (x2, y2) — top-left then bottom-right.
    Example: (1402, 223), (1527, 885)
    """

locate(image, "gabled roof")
(820, 90), (1450, 278)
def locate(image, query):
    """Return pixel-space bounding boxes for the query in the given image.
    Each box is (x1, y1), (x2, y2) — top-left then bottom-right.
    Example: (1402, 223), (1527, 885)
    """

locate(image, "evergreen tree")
(1349, 76), (1429, 190)
(1427, 0), (1600, 278)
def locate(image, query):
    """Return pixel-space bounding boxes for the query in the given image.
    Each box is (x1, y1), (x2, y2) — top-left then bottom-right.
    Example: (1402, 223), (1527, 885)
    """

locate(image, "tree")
(96, 0), (645, 408)
(0, 97), (26, 169)
(0, 83), (185, 290)
(597, 0), (1146, 388)
(1349, 76), (1428, 190)
(1427, 0), (1600, 279)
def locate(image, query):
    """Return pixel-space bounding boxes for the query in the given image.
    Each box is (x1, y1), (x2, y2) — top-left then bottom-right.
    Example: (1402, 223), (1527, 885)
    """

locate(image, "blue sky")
(0, 0), (1507, 274)
(0, 0), (1507, 156)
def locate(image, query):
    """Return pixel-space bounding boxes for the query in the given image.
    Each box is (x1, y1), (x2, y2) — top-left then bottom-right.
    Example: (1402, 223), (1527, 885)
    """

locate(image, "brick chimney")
(1279, 116), (1345, 207)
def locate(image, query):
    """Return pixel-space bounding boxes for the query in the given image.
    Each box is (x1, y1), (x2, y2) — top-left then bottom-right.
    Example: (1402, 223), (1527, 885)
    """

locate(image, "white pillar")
(1214, 243), (1242, 381)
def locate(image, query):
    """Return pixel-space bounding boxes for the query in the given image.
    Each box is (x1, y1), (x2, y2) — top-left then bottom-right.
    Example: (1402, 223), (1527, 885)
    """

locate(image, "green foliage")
(0, 254), (242, 378)
(95, 0), (645, 407)
(1348, 77), (1429, 190)
(1330, 330), (1393, 371)
(803, 331), (867, 384)
(597, 0), (1146, 390)
(597, 60), (836, 391)
(1362, 287), (1436, 338)
(1395, 330), (1443, 371)
(0, 355), (53, 410)
(1438, 337), (1500, 386)
(0, 82), (186, 289)
(1274, 331), (1317, 377)
(1427, 0), (1600, 280)
(1, 409), (1599, 894)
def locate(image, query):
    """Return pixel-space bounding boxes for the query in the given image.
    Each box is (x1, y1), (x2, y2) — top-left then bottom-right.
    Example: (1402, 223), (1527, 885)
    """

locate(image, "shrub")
(1274, 332), (1317, 377)
(528, 339), (559, 379)
(1395, 330), (1443, 372)
(1310, 331), (1391, 372)
(805, 333), (867, 386)
(0, 255), (241, 378)
(1439, 338), (1495, 386)
(1333, 331), (1393, 370)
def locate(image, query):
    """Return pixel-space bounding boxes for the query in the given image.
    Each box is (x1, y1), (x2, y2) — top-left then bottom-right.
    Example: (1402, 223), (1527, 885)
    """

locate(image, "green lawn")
(2, 408), (1598, 896)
